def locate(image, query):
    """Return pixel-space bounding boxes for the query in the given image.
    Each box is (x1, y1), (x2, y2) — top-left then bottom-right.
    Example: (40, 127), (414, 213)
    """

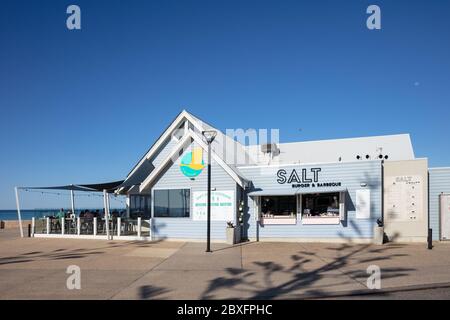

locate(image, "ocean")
(0, 209), (123, 221)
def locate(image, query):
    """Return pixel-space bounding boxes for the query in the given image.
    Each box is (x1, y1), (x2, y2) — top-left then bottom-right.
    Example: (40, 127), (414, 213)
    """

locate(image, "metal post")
(77, 217), (81, 235)
(46, 217), (50, 235)
(31, 217), (35, 237)
(206, 142), (212, 252)
(138, 217), (142, 238)
(150, 218), (153, 241)
(93, 217), (97, 236)
(103, 190), (110, 240)
(117, 217), (121, 237)
(107, 192), (111, 238)
(126, 196), (130, 218)
(427, 172), (432, 249)
(70, 189), (75, 216)
(428, 228), (433, 250)
(61, 218), (65, 235)
(14, 187), (24, 238)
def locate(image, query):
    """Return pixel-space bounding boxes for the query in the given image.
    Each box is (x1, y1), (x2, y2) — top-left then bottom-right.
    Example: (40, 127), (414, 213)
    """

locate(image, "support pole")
(126, 196), (130, 218)
(93, 217), (97, 236)
(77, 217), (81, 235)
(206, 142), (212, 252)
(150, 218), (153, 241)
(31, 217), (35, 237)
(14, 187), (24, 238)
(137, 217), (142, 238)
(103, 189), (110, 240)
(70, 189), (75, 216)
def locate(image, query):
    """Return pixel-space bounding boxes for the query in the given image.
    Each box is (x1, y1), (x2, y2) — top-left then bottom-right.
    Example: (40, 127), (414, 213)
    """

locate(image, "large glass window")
(261, 196), (296, 217)
(302, 192), (340, 217)
(154, 189), (190, 218)
(129, 195), (151, 219)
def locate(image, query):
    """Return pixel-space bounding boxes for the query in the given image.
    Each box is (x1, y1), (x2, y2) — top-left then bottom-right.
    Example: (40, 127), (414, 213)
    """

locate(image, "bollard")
(427, 228), (433, 250)
(28, 224), (31, 237)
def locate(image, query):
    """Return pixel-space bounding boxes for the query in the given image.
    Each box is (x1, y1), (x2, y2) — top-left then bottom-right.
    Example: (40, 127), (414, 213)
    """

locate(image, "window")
(261, 196), (296, 217)
(302, 192), (340, 217)
(154, 189), (190, 218)
(129, 195), (151, 219)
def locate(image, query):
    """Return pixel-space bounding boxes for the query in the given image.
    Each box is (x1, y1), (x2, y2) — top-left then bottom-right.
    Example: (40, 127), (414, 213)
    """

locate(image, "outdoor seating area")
(32, 215), (151, 240)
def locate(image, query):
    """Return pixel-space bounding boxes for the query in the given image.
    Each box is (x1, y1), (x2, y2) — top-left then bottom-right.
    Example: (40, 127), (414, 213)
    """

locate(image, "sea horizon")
(0, 208), (125, 221)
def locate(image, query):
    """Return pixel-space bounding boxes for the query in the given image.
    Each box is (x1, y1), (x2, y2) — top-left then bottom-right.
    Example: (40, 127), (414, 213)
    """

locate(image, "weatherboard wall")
(429, 167), (450, 240)
(239, 160), (382, 240)
(150, 142), (238, 240)
(150, 136), (179, 168)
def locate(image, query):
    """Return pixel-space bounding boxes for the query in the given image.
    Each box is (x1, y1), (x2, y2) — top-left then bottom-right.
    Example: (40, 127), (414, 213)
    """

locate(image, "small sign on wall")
(356, 189), (371, 219)
(192, 190), (235, 221)
(385, 175), (423, 221)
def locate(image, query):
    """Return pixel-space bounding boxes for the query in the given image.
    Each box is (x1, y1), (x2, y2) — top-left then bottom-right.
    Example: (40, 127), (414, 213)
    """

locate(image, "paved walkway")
(1, 229), (450, 299)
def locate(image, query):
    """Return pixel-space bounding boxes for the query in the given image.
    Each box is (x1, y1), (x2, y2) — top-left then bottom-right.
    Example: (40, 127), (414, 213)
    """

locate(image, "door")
(440, 194), (450, 240)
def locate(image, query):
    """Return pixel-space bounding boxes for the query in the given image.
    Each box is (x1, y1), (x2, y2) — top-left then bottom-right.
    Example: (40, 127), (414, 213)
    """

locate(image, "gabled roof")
(122, 110), (250, 192)
(125, 110), (202, 179)
(138, 128), (248, 192)
(189, 112), (255, 167)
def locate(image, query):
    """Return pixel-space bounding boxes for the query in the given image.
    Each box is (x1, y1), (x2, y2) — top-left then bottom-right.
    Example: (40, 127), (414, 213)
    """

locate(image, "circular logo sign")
(180, 148), (205, 178)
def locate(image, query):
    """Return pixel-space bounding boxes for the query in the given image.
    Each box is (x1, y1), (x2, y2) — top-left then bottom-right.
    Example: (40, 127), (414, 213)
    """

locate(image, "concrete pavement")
(1, 229), (450, 299)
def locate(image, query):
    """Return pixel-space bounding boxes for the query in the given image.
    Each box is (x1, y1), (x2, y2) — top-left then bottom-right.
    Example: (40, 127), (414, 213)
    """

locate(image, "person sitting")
(56, 208), (65, 220)
(52, 208), (65, 233)
(84, 210), (94, 220)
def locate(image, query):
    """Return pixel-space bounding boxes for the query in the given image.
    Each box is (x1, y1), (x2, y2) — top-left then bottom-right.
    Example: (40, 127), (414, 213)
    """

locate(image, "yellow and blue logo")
(180, 147), (205, 178)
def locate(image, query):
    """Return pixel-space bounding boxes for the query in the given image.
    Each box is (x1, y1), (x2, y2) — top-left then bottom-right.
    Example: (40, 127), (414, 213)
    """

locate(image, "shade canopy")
(19, 180), (124, 193)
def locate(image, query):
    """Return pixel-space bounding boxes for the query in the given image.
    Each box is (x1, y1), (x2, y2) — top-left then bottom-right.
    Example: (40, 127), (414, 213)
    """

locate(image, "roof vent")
(261, 143), (280, 156)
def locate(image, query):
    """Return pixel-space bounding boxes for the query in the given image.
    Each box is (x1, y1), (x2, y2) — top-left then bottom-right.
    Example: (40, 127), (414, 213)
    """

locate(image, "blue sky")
(1, 0), (449, 209)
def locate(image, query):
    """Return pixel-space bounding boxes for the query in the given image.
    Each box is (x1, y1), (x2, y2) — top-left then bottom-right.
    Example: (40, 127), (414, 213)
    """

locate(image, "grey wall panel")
(429, 168), (450, 240)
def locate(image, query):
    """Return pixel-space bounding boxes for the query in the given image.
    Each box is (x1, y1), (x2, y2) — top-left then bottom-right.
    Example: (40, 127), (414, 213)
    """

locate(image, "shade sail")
(247, 187), (347, 197)
(19, 180), (124, 193)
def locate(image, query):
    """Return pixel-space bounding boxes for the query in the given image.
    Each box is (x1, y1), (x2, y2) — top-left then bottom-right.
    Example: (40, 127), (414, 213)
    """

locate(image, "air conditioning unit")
(261, 143), (280, 156)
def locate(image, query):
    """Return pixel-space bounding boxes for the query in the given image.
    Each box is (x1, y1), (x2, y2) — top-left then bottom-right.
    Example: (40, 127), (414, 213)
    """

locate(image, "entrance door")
(440, 194), (450, 240)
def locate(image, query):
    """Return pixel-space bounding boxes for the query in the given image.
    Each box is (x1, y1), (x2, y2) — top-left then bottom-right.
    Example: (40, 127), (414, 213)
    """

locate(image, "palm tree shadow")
(200, 242), (415, 299)
(139, 285), (170, 299)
